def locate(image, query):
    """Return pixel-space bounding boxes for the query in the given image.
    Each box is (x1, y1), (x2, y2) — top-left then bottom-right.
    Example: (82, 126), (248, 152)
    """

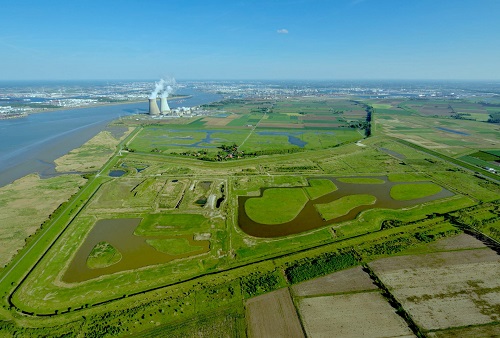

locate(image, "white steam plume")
(161, 77), (176, 98)
(161, 85), (173, 98)
(149, 79), (166, 99)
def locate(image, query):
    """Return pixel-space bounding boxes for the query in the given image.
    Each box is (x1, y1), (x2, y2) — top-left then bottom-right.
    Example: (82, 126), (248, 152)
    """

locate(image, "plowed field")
(370, 247), (500, 331)
(291, 266), (376, 297)
(245, 288), (304, 338)
(298, 292), (414, 337)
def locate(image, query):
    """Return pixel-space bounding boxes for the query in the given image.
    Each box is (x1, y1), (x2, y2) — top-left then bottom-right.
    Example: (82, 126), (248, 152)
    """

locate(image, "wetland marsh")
(239, 176), (453, 237)
(63, 218), (209, 282)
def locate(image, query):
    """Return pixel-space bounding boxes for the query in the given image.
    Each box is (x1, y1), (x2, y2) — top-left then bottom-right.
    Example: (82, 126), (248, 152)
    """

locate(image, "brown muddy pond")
(199, 181), (212, 191)
(63, 218), (209, 283)
(238, 176), (454, 238)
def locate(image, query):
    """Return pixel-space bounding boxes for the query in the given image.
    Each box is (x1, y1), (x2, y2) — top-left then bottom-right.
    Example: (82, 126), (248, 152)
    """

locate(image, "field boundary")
(392, 137), (500, 183)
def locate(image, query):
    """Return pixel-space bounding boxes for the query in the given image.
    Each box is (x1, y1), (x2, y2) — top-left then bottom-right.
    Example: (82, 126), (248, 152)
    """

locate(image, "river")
(0, 89), (221, 187)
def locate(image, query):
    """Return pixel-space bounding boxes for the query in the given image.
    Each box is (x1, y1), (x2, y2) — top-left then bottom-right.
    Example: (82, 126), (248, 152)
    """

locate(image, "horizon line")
(1, 78), (500, 83)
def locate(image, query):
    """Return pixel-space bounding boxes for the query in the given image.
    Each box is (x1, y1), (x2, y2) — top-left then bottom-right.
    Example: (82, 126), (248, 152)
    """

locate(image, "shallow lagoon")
(238, 176), (454, 237)
(63, 218), (209, 283)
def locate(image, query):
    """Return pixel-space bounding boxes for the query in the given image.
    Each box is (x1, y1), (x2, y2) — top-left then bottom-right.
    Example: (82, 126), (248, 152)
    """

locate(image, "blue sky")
(1, 0), (499, 80)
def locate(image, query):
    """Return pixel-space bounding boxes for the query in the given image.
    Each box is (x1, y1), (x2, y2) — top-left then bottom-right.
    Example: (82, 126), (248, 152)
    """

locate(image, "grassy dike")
(0, 174), (86, 268)
(0, 128), (141, 318)
(0, 177), (103, 302)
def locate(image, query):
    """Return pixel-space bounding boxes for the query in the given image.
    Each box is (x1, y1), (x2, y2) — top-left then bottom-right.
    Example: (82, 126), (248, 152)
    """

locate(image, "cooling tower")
(149, 98), (161, 115)
(160, 97), (171, 113)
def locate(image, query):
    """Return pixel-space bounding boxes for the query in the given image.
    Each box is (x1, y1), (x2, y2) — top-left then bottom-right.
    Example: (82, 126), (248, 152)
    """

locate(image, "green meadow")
(316, 194), (377, 220)
(87, 242), (122, 269)
(390, 183), (443, 201)
(245, 188), (309, 224)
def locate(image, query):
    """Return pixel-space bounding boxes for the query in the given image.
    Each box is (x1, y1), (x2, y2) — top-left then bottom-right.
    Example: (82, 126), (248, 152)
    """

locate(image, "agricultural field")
(370, 236), (500, 335)
(459, 150), (500, 172)
(297, 292), (413, 337)
(371, 98), (500, 158)
(291, 266), (377, 296)
(241, 232), (500, 337)
(0, 96), (499, 337)
(369, 98), (495, 122)
(245, 288), (303, 338)
(127, 97), (368, 159)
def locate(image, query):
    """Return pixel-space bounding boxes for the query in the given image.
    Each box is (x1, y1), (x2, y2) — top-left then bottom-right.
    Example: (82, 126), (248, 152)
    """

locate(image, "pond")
(199, 181), (212, 191)
(378, 147), (406, 160)
(436, 127), (469, 136)
(171, 130), (233, 148)
(238, 176), (454, 238)
(109, 169), (126, 177)
(257, 131), (308, 148)
(63, 218), (209, 282)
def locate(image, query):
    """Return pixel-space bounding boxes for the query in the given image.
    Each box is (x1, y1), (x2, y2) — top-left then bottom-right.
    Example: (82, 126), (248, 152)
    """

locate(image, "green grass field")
(390, 183), (443, 200)
(304, 179), (338, 199)
(460, 154), (500, 171)
(387, 173), (429, 182)
(245, 188), (309, 224)
(337, 177), (385, 184)
(0, 174), (86, 267)
(129, 125), (362, 156)
(135, 214), (209, 236)
(315, 194), (377, 220)
(146, 238), (206, 255)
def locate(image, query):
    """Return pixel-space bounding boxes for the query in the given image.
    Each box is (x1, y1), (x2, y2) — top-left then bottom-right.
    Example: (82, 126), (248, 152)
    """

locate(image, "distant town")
(1, 80), (499, 119)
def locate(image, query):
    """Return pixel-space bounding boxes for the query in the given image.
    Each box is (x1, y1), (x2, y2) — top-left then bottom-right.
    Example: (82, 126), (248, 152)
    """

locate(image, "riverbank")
(0, 95), (191, 120)
(0, 90), (222, 187)
(54, 126), (134, 173)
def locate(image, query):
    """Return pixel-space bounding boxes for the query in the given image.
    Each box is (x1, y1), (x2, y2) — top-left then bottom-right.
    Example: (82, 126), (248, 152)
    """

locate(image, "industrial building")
(148, 96), (172, 115)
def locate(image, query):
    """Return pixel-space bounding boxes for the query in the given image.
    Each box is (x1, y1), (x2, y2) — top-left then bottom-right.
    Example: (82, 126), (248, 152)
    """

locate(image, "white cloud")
(277, 29), (289, 34)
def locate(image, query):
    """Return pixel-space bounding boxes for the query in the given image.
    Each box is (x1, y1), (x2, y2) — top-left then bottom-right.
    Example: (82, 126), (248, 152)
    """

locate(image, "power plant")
(148, 78), (174, 115)
(148, 98), (161, 115)
(160, 95), (170, 113)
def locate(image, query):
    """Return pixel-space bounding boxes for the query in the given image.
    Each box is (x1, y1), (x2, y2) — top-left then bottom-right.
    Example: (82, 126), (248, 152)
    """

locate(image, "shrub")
(285, 252), (358, 284)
